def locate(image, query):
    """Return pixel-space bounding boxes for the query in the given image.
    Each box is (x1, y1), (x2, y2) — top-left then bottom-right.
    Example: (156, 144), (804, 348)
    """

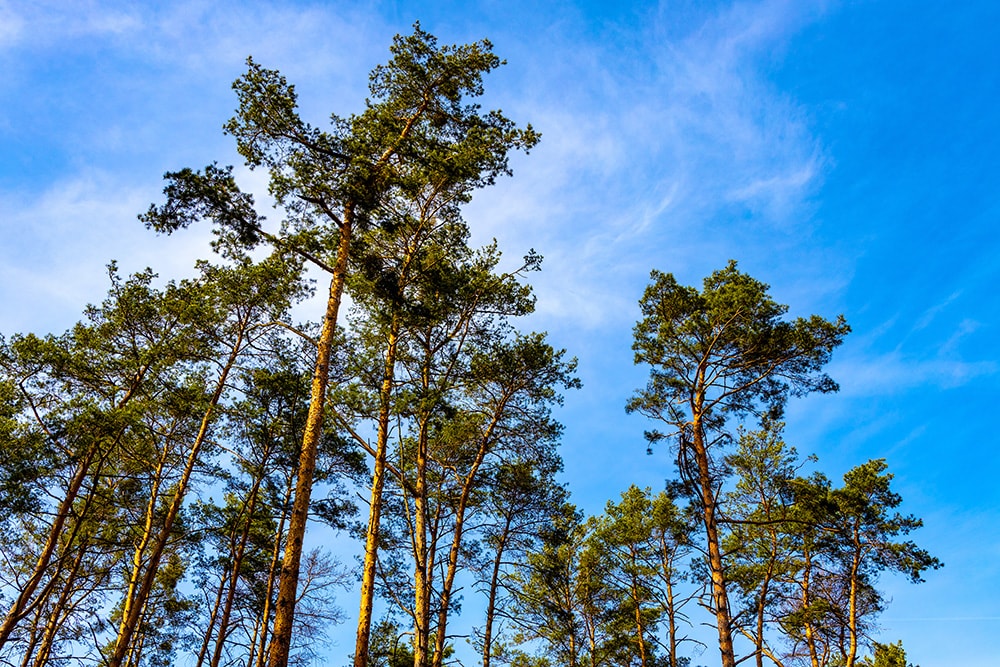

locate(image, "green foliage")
(628, 260), (850, 430)
(592, 486), (698, 667)
(861, 640), (915, 667)
(146, 23), (539, 268)
(833, 459), (942, 584)
(367, 619), (455, 667)
(0, 373), (47, 517)
(0, 24), (949, 667)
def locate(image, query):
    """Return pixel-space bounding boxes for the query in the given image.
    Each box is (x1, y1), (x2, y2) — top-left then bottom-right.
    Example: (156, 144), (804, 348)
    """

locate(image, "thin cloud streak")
(464, 1), (835, 334)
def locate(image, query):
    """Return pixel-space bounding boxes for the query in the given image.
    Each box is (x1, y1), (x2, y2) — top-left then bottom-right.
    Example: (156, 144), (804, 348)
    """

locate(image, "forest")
(0, 25), (940, 667)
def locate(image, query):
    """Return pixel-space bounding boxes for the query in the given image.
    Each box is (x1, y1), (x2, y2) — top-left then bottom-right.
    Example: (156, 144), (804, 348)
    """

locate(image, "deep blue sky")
(2, 1), (998, 665)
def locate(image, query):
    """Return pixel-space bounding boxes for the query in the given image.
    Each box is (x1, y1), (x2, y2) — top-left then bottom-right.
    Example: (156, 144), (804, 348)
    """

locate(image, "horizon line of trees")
(0, 24), (938, 667)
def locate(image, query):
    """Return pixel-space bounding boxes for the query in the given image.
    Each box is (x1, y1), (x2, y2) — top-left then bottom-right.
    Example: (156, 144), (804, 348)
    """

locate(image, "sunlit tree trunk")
(109, 333), (244, 667)
(690, 372), (736, 667)
(413, 415), (431, 667)
(356, 314), (401, 667)
(209, 480), (264, 667)
(29, 538), (89, 667)
(113, 440), (171, 655)
(270, 209), (352, 667)
(801, 544), (820, 667)
(431, 416), (502, 667)
(252, 468), (295, 667)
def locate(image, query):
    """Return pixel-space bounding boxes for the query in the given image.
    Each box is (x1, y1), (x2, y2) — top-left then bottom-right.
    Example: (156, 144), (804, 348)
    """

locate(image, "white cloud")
(0, 2), (24, 48)
(829, 350), (998, 398)
(0, 171), (214, 334)
(0, 0), (142, 48)
(460, 0), (835, 334)
(913, 290), (963, 330)
(1, 0), (838, 339)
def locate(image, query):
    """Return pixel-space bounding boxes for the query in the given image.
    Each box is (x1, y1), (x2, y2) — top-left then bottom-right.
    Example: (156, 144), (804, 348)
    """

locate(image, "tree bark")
(354, 313), (400, 667)
(412, 415), (430, 667)
(0, 449), (95, 648)
(481, 518), (512, 667)
(209, 480), (263, 667)
(269, 209), (353, 667)
(691, 367), (736, 667)
(109, 332), (244, 667)
(251, 468), (295, 667)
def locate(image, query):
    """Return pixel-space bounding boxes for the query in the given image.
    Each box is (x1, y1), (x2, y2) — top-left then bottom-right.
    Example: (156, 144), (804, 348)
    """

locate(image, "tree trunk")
(30, 545), (87, 667)
(801, 542), (820, 667)
(690, 374), (736, 667)
(252, 469), (295, 667)
(354, 313), (400, 667)
(15, 602), (45, 667)
(113, 441), (171, 656)
(0, 449), (95, 648)
(269, 209), (353, 667)
(413, 415), (431, 667)
(431, 410), (502, 667)
(194, 570), (226, 667)
(109, 333), (244, 667)
(631, 576), (648, 667)
(666, 577), (678, 667)
(845, 522), (862, 667)
(208, 478), (264, 667)
(481, 520), (512, 667)
(0, 363), (149, 650)
(657, 534), (680, 667)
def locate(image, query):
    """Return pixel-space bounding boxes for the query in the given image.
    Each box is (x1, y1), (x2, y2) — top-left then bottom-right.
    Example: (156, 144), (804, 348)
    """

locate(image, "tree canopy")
(0, 24), (941, 667)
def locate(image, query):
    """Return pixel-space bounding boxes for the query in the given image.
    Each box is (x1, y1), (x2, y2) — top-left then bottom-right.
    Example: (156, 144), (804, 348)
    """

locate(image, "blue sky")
(1, 1), (998, 665)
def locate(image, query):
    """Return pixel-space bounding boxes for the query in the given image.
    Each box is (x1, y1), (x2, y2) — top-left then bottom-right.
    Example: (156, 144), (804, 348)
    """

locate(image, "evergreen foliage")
(0, 27), (940, 667)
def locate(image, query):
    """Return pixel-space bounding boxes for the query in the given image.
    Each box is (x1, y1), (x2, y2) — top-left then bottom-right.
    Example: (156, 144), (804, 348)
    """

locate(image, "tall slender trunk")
(413, 415), (430, 667)
(630, 574), (648, 667)
(29, 542), (88, 667)
(567, 626), (577, 667)
(696, 443), (735, 667)
(0, 449), (95, 649)
(252, 470), (295, 667)
(269, 208), (353, 667)
(801, 541), (820, 667)
(481, 520), (512, 667)
(15, 603), (45, 667)
(194, 571), (227, 667)
(753, 528), (779, 667)
(0, 366), (148, 650)
(845, 523), (861, 667)
(666, 577), (678, 667)
(691, 369), (736, 667)
(431, 405), (504, 667)
(563, 570), (578, 667)
(114, 442), (171, 652)
(123, 604), (150, 667)
(109, 334), (244, 667)
(209, 480), (264, 667)
(355, 314), (400, 667)
(0, 443), (118, 654)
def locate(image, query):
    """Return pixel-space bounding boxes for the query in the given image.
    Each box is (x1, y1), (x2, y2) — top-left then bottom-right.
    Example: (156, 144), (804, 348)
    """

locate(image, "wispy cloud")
(461, 0), (835, 332)
(0, 0), (141, 49)
(0, 171), (214, 333)
(830, 350), (998, 398)
(0, 2), (24, 49)
(1, 0), (839, 337)
(913, 290), (963, 330)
